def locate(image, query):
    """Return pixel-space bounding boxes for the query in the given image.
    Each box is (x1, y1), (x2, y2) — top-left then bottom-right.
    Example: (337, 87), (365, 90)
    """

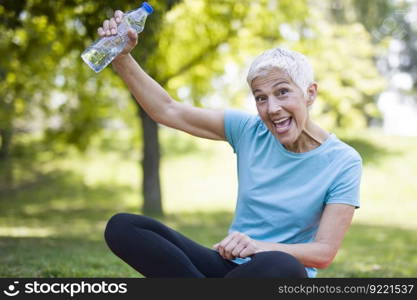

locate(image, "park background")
(1, 0), (416, 277)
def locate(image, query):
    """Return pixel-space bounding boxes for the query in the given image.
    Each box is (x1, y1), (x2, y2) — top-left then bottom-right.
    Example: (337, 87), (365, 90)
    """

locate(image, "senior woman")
(102, 11), (362, 278)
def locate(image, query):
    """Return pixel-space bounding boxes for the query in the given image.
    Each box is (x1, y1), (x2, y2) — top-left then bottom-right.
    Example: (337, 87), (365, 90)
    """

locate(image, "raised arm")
(99, 10), (225, 141)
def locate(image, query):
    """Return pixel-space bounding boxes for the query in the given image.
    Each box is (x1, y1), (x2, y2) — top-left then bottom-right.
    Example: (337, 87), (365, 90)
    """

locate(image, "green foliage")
(0, 0), (396, 215)
(154, 0), (309, 104)
(1, 1), (95, 151)
(0, 1), (412, 278)
(1, 0), (390, 156)
(327, 0), (417, 101)
(0, 0), (170, 153)
(302, 20), (386, 131)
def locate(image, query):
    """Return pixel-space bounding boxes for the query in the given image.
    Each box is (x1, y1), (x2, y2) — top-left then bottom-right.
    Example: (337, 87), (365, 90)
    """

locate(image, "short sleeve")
(325, 158), (363, 208)
(224, 109), (253, 153)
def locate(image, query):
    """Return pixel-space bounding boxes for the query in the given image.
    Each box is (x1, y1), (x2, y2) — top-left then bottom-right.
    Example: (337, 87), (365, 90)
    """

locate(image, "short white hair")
(247, 47), (314, 97)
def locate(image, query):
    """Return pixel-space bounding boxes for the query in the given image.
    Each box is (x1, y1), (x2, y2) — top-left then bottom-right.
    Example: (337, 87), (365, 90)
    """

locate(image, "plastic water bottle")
(81, 2), (153, 73)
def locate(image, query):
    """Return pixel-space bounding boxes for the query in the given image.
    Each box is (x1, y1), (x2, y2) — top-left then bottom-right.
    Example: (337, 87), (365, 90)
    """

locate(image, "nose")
(267, 98), (282, 115)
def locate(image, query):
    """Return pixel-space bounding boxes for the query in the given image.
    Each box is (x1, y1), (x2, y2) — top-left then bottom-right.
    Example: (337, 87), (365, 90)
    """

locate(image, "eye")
(255, 96), (266, 102)
(278, 88), (289, 96)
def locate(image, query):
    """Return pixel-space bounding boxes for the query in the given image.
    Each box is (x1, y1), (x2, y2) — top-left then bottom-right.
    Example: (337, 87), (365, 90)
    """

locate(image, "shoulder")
(224, 109), (261, 137)
(224, 109), (260, 152)
(326, 135), (363, 166)
(324, 136), (363, 207)
(224, 109), (258, 126)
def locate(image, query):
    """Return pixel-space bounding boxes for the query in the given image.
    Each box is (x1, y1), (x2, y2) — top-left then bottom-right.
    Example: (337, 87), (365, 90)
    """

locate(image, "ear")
(306, 82), (318, 107)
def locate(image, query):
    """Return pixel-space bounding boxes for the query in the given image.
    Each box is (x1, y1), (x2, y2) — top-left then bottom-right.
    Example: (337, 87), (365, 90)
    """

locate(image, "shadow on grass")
(0, 236), (139, 277)
(340, 137), (402, 166)
(0, 168), (138, 239)
(1, 210), (416, 277)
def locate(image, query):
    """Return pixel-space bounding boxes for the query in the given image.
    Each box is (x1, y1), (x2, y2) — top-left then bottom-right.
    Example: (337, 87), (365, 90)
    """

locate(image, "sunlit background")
(1, 0), (416, 277)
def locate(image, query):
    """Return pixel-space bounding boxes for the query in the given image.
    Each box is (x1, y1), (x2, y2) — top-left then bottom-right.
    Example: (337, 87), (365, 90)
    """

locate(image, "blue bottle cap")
(141, 2), (153, 14)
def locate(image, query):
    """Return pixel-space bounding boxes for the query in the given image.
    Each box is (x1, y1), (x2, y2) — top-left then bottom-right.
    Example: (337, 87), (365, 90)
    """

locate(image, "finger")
(115, 10), (124, 22)
(223, 233), (243, 260)
(237, 236), (255, 257)
(231, 242), (246, 257)
(212, 243), (219, 250)
(219, 243), (234, 259)
(224, 240), (239, 260)
(103, 20), (110, 35)
(109, 18), (117, 35)
(228, 233), (251, 258)
(239, 246), (255, 258)
(127, 29), (138, 43)
(97, 27), (104, 36)
(219, 243), (231, 259)
(218, 232), (239, 249)
(219, 244), (226, 258)
(217, 232), (239, 259)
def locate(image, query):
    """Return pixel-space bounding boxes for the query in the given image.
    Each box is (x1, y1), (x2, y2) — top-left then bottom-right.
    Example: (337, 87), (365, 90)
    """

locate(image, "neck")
(303, 127), (323, 145)
(284, 120), (329, 153)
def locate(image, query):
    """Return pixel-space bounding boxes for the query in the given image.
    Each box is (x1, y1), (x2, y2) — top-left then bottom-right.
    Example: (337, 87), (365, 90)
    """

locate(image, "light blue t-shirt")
(224, 109), (362, 278)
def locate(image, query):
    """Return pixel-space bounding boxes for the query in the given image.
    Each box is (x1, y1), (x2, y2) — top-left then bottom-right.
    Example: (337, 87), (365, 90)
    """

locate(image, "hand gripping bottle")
(81, 2), (153, 73)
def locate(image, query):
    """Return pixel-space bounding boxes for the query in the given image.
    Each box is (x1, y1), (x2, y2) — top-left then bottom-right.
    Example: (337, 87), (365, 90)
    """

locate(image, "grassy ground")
(0, 128), (416, 277)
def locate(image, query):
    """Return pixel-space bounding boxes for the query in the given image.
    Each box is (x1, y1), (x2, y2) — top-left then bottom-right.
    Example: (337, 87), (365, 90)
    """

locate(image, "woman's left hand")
(213, 232), (263, 260)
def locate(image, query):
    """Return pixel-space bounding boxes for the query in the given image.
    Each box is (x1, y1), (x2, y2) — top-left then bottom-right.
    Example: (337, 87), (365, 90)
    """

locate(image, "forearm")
(112, 54), (174, 122)
(254, 240), (335, 269)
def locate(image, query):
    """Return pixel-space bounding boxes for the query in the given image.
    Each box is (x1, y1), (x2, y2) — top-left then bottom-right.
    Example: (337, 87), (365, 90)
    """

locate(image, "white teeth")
(273, 117), (290, 124)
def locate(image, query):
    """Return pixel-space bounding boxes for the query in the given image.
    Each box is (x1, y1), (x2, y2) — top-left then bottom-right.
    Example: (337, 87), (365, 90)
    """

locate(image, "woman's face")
(251, 68), (316, 148)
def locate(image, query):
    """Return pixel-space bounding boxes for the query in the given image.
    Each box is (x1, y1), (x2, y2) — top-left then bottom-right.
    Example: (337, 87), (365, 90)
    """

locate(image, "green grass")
(0, 128), (416, 277)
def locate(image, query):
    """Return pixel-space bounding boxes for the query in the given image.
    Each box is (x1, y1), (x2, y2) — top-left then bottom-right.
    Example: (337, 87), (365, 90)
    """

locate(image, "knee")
(254, 251), (307, 278)
(104, 213), (134, 246)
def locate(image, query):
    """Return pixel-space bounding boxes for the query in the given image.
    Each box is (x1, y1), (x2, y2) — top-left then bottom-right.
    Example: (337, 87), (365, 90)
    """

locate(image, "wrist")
(253, 240), (266, 253)
(112, 53), (132, 67)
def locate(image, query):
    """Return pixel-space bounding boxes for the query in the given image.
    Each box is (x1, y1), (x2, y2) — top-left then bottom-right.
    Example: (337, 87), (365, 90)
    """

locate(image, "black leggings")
(104, 213), (307, 278)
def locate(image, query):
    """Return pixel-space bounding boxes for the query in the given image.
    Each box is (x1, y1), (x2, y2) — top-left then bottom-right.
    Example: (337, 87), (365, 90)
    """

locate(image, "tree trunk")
(0, 128), (12, 159)
(0, 128), (14, 189)
(138, 105), (163, 216)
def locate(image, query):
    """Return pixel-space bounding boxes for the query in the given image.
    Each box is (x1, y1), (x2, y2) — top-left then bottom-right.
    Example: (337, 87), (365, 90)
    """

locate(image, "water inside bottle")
(81, 9), (147, 72)
(81, 35), (127, 73)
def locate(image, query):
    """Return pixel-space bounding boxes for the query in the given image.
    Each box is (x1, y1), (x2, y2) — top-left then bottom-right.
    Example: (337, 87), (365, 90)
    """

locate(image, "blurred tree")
(139, 0), (308, 214)
(383, 2), (417, 91)
(0, 0), (69, 187)
(0, 0), (308, 215)
(0, 0), (180, 213)
(295, 1), (387, 130)
(190, 0), (388, 131)
(0, 0), (387, 216)
(323, 0), (417, 111)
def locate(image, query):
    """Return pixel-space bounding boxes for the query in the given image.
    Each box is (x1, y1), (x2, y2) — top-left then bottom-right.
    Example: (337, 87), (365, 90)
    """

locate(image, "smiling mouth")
(273, 117), (292, 134)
